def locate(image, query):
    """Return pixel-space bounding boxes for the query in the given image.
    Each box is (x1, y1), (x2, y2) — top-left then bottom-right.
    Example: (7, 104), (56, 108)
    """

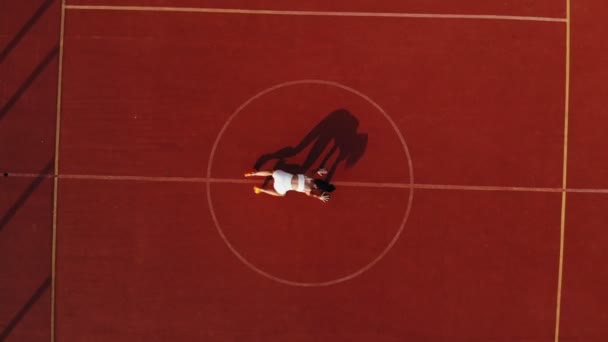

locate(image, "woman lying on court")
(244, 168), (335, 203)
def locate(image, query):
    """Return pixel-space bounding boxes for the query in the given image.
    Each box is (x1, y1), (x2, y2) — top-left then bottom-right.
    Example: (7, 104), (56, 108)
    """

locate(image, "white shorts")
(272, 170), (293, 195)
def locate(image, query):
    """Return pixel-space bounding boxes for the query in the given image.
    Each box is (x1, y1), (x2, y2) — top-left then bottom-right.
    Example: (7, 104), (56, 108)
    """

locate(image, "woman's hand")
(318, 192), (330, 203)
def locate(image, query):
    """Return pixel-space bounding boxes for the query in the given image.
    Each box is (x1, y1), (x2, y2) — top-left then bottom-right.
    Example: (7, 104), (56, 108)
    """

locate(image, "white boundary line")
(50, 1), (66, 341)
(8, 172), (608, 194)
(555, 0), (571, 341)
(64, 4), (567, 23)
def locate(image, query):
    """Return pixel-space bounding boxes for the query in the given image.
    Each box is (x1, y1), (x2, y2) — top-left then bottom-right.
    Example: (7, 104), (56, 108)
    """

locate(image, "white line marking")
(64, 5), (567, 23)
(555, 0), (571, 340)
(51, 1), (66, 341)
(205, 79), (414, 286)
(6, 174), (608, 194)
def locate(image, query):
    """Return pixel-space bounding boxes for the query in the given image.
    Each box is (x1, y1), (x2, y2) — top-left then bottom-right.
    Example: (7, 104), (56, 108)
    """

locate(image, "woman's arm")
(306, 168), (328, 177)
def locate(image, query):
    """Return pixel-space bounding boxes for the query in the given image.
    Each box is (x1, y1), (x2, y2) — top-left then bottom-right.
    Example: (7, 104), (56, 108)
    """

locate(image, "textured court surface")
(1, 0), (608, 341)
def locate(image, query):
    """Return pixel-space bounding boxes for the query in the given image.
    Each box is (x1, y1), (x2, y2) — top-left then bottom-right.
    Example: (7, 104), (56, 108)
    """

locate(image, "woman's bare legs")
(244, 170), (273, 177)
(253, 187), (283, 196)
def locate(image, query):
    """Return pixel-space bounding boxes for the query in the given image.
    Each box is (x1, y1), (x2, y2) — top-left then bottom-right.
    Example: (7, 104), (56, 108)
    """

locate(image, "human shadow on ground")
(253, 109), (368, 188)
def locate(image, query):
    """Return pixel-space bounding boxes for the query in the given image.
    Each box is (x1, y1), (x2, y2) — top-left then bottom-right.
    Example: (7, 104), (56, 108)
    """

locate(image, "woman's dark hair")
(313, 179), (336, 193)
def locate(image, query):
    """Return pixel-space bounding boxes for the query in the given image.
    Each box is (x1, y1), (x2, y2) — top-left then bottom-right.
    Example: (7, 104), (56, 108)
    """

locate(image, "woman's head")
(313, 179), (336, 193)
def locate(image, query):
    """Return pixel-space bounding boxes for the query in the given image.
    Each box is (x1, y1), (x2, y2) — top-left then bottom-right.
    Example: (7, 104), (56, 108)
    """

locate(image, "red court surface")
(1, 0), (608, 341)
